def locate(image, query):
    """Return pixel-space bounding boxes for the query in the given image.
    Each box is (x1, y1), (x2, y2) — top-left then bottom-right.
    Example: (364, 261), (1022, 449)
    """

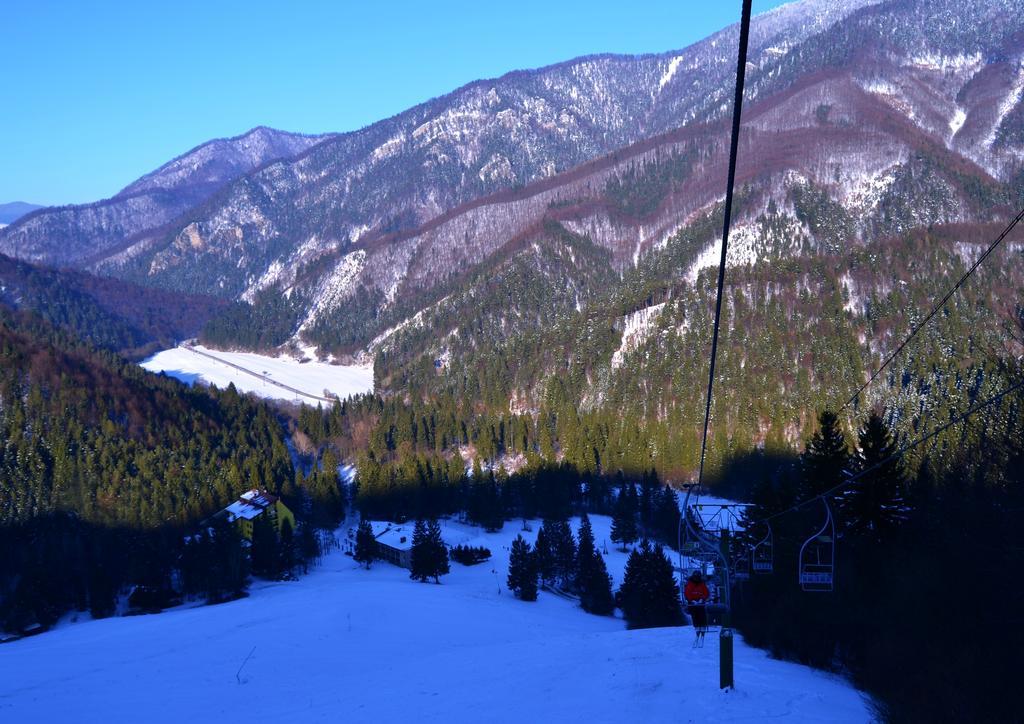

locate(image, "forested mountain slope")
(0, 254), (222, 358)
(0, 127), (329, 266)
(0, 305), (308, 630)
(2, 0), (1023, 477)
(0, 308), (293, 527)
(170, 0), (1023, 373)
(0, 1), (880, 291)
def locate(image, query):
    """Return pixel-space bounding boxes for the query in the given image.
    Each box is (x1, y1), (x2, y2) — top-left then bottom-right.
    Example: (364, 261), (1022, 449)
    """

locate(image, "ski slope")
(0, 515), (870, 723)
(140, 344), (373, 404)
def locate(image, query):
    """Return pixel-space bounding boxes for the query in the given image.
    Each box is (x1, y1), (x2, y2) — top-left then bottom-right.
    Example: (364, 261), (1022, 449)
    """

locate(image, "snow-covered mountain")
(0, 127), (329, 266)
(0, 1), (882, 279)
(0, 0), (1021, 363)
(0, 201), (43, 225)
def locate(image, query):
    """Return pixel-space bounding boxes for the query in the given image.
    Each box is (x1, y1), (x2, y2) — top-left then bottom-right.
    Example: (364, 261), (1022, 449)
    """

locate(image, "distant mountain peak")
(0, 202), (44, 225)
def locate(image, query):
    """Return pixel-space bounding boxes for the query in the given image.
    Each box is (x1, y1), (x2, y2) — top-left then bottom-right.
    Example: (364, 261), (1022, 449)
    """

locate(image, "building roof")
(370, 521), (414, 550)
(365, 519), (480, 550)
(221, 490), (278, 522)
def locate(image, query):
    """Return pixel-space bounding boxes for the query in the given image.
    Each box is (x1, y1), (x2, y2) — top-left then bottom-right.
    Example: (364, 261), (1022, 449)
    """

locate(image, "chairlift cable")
(839, 205), (1024, 413)
(696, 0), (753, 492)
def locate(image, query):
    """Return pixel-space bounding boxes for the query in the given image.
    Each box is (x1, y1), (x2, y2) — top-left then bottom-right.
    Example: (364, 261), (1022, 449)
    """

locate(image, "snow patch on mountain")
(686, 223), (760, 284)
(949, 107), (967, 137)
(840, 165), (900, 215)
(907, 51), (983, 73)
(371, 132), (407, 163)
(611, 303), (666, 370)
(242, 259), (286, 303)
(658, 56), (684, 91)
(986, 61), (1024, 148)
(366, 306), (430, 357)
(840, 272), (865, 314)
(297, 250), (367, 333)
(479, 154), (514, 184)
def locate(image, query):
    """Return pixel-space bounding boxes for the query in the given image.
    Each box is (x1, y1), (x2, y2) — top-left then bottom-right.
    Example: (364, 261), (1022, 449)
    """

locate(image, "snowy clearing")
(0, 515), (870, 723)
(611, 303), (666, 370)
(140, 345), (373, 404)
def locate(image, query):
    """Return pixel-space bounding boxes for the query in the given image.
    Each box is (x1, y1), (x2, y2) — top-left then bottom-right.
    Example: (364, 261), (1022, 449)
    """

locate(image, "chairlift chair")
(798, 497), (835, 592)
(752, 522), (773, 574)
(732, 550), (751, 581)
(678, 487), (732, 636)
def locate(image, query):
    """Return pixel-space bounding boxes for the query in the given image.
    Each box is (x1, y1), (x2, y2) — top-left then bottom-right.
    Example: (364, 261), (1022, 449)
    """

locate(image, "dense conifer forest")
(0, 253), (221, 359)
(0, 305), (335, 630)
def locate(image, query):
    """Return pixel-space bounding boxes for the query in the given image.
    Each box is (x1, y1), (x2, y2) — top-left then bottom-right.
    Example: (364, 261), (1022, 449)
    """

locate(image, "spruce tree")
(617, 540), (683, 629)
(410, 519), (449, 583)
(533, 522), (556, 586)
(426, 519), (450, 583)
(278, 518), (297, 577)
(645, 543), (684, 627)
(842, 411), (907, 542)
(410, 519), (431, 582)
(575, 513), (614, 615)
(653, 485), (680, 545)
(308, 450), (345, 529)
(639, 468), (659, 535)
(297, 520), (320, 573)
(250, 513), (279, 579)
(354, 518), (376, 569)
(549, 518), (577, 589)
(801, 409), (850, 500)
(617, 542), (649, 627)
(610, 482), (639, 551)
(507, 534), (538, 601)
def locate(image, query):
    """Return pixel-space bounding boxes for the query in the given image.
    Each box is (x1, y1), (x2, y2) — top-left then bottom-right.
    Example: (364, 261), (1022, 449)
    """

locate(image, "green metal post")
(719, 526), (734, 689)
(720, 627), (734, 689)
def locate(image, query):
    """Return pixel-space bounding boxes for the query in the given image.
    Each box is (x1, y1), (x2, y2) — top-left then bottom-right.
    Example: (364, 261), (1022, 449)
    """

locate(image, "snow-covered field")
(0, 515), (870, 723)
(140, 345), (373, 404)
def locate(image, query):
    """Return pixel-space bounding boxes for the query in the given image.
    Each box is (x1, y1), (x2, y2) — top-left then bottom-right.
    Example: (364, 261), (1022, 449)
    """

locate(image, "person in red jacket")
(684, 571), (711, 638)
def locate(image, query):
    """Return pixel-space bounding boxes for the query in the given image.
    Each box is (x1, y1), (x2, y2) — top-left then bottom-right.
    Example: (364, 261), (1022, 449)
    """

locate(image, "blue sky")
(2, 0), (790, 205)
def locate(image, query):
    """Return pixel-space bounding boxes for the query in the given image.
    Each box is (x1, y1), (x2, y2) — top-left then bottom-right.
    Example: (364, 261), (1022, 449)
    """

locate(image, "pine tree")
(354, 518), (376, 569)
(507, 534), (538, 601)
(801, 409), (850, 500)
(575, 513), (614, 615)
(207, 520), (249, 603)
(841, 412), (907, 542)
(610, 482), (639, 550)
(617, 542), (649, 627)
